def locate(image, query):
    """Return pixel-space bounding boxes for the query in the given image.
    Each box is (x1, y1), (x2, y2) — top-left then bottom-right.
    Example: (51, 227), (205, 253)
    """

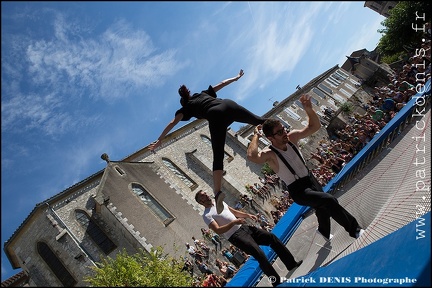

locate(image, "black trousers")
(288, 175), (360, 238)
(228, 225), (297, 287)
(207, 99), (265, 171)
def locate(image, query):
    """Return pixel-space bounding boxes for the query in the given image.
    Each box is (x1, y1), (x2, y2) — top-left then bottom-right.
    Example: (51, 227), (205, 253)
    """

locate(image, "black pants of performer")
(228, 225), (297, 287)
(288, 175), (360, 238)
(207, 99), (265, 171)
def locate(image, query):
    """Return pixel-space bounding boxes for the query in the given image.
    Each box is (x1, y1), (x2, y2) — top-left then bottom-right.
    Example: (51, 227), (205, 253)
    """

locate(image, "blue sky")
(1, 1), (385, 281)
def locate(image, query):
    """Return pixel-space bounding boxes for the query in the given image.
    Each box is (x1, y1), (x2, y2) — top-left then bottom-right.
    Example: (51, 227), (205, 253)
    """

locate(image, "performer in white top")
(195, 190), (302, 287)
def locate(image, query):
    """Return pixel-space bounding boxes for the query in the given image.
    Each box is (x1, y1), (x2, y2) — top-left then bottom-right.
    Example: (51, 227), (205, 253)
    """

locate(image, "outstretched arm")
(208, 217), (245, 235)
(149, 113), (183, 151)
(288, 94), (321, 145)
(247, 125), (277, 167)
(212, 69), (244, 93)
(228, 206), (257, 221)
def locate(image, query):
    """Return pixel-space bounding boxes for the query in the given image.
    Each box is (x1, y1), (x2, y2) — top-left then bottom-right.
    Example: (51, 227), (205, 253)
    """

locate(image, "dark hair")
(195, 190), (203, 203)
(262, 118), (281, 138)
(178, 84), (190, 106)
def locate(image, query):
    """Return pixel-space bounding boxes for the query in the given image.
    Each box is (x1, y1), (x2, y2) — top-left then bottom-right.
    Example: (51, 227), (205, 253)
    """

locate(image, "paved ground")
(255, 107), (431, 287)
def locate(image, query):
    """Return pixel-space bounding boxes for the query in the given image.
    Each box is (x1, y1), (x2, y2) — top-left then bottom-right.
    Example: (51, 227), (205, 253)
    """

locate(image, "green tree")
(261, 162), (274, 175)
(340, 101), (355, 115)
(377, 1), (431, 60)
(84, 247), (194, 287)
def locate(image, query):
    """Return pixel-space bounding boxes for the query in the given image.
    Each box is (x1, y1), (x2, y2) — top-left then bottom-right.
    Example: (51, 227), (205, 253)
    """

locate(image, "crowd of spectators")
(309, 32), (430, 187)
(183, 229), (249, 287)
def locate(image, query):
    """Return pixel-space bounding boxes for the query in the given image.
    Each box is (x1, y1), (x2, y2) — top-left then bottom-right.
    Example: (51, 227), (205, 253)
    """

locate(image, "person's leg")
(289, 177), (360, 238)
(222, 99), (266, 125)
(213, 170), (224, 196)
(211, 238), (218, 251)
(229, 226), (282, 286)
(302, 188), (360, 238)
(248, 225), (300, 270)
(315, 207), (332, 239)
(208, 122), (228, 213)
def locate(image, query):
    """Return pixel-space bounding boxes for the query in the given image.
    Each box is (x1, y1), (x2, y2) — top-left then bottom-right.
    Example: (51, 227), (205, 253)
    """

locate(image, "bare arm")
(247, 125), (279, 172)
(149, 113), (183, 151)
(287, 94), (321, 145)
(208, 206), (257, 235)
(208, 217), (244, 235)
(228, 206), (257, 221)
(212, 69), (244, 92)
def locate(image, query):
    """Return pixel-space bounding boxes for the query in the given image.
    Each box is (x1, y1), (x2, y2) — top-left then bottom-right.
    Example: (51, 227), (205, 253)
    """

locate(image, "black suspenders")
(270, 142), (323, 192)
(269, 142), (306, 179)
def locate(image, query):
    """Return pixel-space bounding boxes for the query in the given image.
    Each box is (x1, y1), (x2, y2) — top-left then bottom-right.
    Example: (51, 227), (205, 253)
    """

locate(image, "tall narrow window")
(310, 97), (319, 106)
(324, 79), (336, 88)
(349, 78), (361, 86)
(312, 88), (327, 99)
(318, 83), (333, 95)
(336, 69), (349, 79)
(340, 88), (352, 98)
(284, 107), (301, 121)
(331, 73), (344, 81)
(162, 158), (197, 189)
(200, 135), (233, 161)
(332, 93), (347, 104)
(75, 210), (117, 254)
(131, 183), (175, 226)
(115, 166), (125, 176)
(37, 242), (77, 287)
(344, 83), (357, 92)
(276, 115), (292, 131)
(294, 97), (318, 108)
(294, 100), (303, 109)
(331, 76), (341, 85)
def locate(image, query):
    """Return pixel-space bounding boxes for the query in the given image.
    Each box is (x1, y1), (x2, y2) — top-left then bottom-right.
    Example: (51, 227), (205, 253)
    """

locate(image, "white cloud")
(2, 11), (185, 138)
(235, 3), (315, 100)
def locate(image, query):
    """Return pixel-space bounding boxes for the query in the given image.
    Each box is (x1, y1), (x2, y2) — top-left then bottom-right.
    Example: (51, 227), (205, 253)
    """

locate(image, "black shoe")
(355, 227), (365, 239)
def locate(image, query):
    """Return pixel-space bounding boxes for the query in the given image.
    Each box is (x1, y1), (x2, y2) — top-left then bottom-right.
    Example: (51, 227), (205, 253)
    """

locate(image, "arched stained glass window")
(131, 183), (175, 226)
(37, 242), (77, 287)
(75, 210), (116, 254)
(200, 135), (233, 161)
(162, 158), (197, 189)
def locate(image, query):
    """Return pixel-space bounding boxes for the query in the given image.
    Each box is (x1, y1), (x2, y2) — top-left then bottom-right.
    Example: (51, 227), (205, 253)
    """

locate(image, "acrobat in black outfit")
(150, 69), (266, 213)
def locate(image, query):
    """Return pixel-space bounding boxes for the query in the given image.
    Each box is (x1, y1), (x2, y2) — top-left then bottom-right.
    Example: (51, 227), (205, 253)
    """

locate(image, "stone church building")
(3, 63), (375, 286)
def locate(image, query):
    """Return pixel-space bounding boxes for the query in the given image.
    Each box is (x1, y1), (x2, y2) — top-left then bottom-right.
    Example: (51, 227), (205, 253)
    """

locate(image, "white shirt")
(272, 143), (309, 185)
(202, 202), (241, 239)
(187, 246), (196, 255)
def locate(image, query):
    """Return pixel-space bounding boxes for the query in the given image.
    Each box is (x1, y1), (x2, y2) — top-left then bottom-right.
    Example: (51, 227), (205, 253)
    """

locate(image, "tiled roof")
(1, 271), (28, 287)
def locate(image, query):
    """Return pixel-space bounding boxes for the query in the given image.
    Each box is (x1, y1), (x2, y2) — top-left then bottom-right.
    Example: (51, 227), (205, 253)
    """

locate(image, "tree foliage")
(84, 247), (194, 287)
(340, 101), (355, 115)
(261, 162), (275, 175)
(377, 1), (431, 59)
